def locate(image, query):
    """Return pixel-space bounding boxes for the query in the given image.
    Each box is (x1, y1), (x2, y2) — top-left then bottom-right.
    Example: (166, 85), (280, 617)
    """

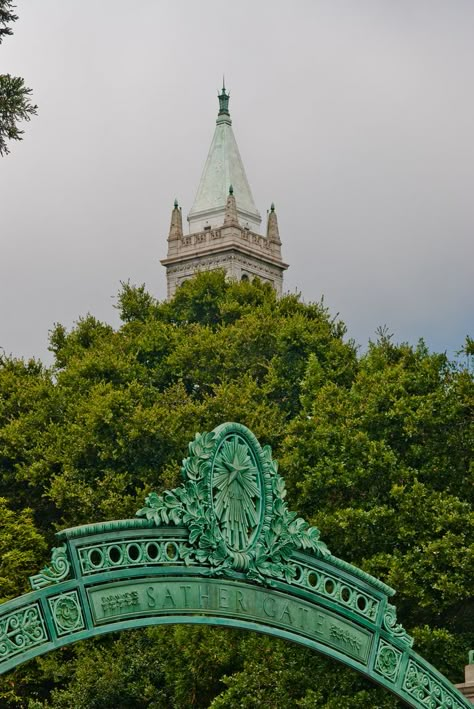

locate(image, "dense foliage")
(0, 1), (37, 156)
(0, 273), (472, 707)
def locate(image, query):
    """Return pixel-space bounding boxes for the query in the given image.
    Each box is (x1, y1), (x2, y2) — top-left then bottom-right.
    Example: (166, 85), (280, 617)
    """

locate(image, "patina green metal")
(137, 424), (330, 581)
(218, 84), (230, 116)
(29, 544), (70, 590)
(0, 423), (470, 708)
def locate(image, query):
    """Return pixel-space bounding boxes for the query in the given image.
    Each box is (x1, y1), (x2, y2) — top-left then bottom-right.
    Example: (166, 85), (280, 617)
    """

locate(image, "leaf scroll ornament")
(247, 445), (330, 584)
(29, 545), (71, 590)
(383, 604), (414, 648)
(137, 431), (232, 573)
(137, 424), (330, 585)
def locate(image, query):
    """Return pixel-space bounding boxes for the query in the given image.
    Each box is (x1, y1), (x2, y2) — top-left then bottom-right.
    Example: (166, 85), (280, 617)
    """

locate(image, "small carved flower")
(54, 596), (80, 631)
(376, 645), (399, 680)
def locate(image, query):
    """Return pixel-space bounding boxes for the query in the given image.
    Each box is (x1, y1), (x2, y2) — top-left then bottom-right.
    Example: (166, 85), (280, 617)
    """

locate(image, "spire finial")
(267, 202), (281, 247)
(174, 198), (179, 208)
(218, 80), (230, 117)
(229, 184), (233, 195)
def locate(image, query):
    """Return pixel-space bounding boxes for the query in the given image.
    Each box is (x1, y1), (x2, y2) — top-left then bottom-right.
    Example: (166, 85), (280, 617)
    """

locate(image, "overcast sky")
(1, 0), (472, 364)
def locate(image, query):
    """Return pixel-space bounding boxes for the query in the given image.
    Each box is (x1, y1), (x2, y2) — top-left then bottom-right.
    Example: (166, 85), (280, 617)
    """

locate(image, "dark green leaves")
(0, 2), (37, 155)
(0, 274), (471, 704)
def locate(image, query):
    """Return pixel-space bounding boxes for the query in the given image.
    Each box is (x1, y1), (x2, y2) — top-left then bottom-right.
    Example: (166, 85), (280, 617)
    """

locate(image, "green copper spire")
(188, 85), (261, 232)
(229, 184), (233, 195)
(218, 82), (230, 116)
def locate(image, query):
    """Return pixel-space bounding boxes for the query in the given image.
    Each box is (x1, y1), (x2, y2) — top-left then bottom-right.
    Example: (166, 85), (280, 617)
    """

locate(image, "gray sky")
(1, 0), (472, 363)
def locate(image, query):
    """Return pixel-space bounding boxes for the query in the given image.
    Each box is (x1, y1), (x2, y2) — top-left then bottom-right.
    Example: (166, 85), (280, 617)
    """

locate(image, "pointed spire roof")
(188, 85), (261, 232)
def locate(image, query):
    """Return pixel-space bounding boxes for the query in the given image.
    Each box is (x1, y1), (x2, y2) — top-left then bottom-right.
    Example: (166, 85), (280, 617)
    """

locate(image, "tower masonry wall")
(164, 250), (284, 299)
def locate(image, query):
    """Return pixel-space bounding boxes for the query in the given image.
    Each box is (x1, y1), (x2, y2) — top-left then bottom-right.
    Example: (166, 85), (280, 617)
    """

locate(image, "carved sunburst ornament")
(137, 422), (330, 577)
(212, 435), (261, 551)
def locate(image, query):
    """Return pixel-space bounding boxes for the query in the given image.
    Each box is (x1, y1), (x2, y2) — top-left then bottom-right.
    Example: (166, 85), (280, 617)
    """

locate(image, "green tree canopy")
(0, 272), (472, 707)
(0, 1), (37, 156)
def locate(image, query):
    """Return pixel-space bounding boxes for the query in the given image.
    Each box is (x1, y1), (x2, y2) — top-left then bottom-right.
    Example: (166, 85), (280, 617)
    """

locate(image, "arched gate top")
(0, 423), (470, 708)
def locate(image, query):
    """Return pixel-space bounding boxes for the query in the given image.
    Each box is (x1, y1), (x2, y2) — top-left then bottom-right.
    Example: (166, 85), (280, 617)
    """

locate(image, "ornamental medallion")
(211, 434), (262, 551)
(48, 591), (85, 636)
(137, 422), (330, 578)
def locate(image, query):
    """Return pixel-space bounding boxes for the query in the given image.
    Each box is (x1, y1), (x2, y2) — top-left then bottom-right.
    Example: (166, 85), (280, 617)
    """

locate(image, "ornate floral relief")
(403, 659), (465, 709)
(48, 591), (85, 636)
(137, 423), (330, 582)
(375, 639), (402, 683)
(0, 604), (47, 661)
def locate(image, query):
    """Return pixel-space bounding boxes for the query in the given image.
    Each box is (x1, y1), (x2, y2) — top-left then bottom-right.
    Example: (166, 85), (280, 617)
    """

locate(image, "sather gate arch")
(0, 423), (470, 707)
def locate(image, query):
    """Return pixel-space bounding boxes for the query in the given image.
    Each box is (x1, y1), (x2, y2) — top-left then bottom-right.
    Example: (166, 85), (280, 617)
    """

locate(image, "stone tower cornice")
(162, 221), (288, 269)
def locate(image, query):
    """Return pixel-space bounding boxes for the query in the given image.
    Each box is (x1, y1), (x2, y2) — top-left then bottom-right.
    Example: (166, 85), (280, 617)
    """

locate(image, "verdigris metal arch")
(0, 423), (470, 708)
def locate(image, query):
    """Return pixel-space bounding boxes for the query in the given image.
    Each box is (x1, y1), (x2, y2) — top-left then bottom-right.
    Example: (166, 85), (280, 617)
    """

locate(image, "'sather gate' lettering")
(89, 578), (371, 663)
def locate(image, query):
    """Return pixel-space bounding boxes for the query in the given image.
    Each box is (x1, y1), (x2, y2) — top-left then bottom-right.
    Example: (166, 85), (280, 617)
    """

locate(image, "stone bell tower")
(161, 85), (288, 299)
